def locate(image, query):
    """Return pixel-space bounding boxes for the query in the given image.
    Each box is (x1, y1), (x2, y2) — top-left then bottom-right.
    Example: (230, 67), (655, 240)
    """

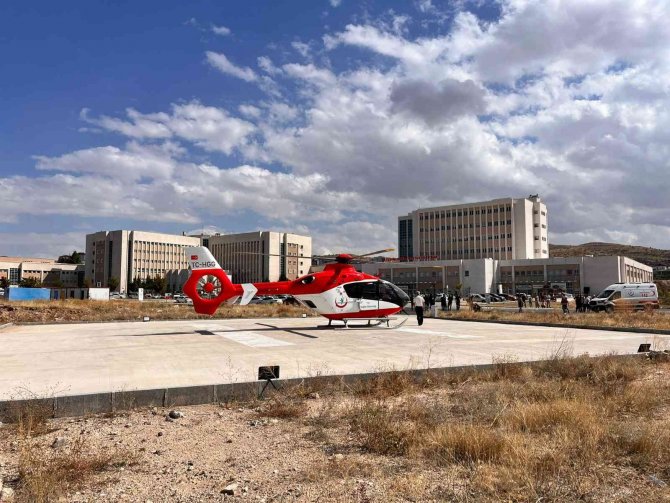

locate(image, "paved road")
(0, 317), (665, 400)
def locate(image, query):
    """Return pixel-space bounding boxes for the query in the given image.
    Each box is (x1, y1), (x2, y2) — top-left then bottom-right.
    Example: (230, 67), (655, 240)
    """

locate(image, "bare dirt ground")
(0, 301), (314, 325)
(2, 354), (670, 502)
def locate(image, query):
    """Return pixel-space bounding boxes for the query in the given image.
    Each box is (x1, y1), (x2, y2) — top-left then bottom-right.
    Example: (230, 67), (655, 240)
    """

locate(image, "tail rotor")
(183, 246), (240, 315)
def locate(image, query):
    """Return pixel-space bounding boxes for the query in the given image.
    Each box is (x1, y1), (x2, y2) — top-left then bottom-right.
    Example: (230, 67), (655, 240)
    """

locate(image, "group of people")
(412, 291), (461, 326)
(574, 293), (592, 312)
(516, 292), (552, 311)
(412, 288), (593, 326)
(516, 291), (593, 314)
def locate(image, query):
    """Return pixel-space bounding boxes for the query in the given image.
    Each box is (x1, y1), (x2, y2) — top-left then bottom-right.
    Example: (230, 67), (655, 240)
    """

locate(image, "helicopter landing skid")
(321, 315), (409, 330)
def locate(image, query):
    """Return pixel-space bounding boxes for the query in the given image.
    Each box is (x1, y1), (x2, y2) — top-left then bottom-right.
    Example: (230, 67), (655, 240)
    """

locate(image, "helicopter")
(183, 246), (410, 327)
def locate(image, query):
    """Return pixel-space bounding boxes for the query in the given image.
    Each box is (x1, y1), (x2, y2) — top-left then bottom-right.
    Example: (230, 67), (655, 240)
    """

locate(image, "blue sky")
(2, 0), (669, 257)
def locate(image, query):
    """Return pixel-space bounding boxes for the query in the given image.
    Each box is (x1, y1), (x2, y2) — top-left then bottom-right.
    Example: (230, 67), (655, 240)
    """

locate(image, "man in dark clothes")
(561, 294), (569, 314)
(448, 293), (453, 310)
(440, 293), (447, 311)
(455, 293), (461, 311)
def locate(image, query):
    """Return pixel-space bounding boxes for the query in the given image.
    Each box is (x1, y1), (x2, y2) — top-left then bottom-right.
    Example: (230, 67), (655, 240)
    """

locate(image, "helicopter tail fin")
(183, 246), (240, 315)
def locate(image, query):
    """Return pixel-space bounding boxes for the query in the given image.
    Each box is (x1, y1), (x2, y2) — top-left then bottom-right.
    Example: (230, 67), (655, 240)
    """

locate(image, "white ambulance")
(589, 283), (659, 313)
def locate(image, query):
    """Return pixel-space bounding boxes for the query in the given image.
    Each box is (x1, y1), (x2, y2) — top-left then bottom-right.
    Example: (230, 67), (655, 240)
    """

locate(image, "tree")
(19, 277), (41, 288)
(71, 251), (82, 264)
(150, 274), (167, 294)
(108, 277), (119, 292)
(57, 251), (83, 264)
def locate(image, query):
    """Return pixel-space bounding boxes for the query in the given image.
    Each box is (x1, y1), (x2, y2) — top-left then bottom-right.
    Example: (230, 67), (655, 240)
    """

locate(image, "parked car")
(470, 293), (487, 303)
(501, 293), (517, 301)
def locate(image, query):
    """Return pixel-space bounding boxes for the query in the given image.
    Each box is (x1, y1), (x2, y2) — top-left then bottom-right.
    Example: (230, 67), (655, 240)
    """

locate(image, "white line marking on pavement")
(217, 330), (293, 348)
(397, 328), (480, 339)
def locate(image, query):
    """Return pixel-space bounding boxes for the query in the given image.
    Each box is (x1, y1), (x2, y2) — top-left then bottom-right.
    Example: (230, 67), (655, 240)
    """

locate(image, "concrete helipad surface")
(0, 316), (665, 401)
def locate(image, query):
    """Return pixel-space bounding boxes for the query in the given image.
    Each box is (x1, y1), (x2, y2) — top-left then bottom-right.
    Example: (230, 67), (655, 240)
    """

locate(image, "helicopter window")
(343, 282), (364, 299)
(360, 282), (379, 301)
(344, 281), (381, 301)
(301, 275), (315, 285)
(302, 300), (317, 308)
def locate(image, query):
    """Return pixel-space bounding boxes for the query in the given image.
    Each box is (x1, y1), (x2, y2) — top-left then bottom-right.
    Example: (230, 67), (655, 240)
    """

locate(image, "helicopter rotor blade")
(234, 247), (395, 262)
(351, 248), (395, 258)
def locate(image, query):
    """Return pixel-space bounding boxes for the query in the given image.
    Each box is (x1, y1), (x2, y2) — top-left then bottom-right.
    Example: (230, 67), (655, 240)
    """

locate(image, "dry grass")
(256, 397), (308, 419)
(440, 308), (670, 331)
(7, 399), (138, 502)
(18, 435), (137, 503)
(307, 354), (670, 501)
(0, 299), (313, 324)
(8, 400), (53, 436)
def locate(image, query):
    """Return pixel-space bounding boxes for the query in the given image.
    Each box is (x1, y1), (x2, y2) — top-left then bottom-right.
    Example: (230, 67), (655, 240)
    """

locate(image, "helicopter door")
(343, 281), (381, 312)
(359, 281), (380, 311)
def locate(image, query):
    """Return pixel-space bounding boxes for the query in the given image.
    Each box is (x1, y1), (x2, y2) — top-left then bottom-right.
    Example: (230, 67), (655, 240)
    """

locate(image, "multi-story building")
(0, 256), (84, 287)
(85, 230), (313, 292)
(208, 232), (312, 283)
(398, 195), (548, 261)
(363, 255), (653, 297)
(85, 230), (201, 293)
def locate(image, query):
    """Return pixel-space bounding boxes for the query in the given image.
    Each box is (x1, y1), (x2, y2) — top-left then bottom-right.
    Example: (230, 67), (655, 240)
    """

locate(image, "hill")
(549, 242), (670, 267)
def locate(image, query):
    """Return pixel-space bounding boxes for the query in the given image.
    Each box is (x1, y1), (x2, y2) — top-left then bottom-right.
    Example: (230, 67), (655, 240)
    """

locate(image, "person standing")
(413, 291), (425, 326)
(517, 295), (524, 313)
(455, 293), (461, 311)
(561, 294), (569, 314)
(440, 293), (447, 312)
(448, 293), (453, 311)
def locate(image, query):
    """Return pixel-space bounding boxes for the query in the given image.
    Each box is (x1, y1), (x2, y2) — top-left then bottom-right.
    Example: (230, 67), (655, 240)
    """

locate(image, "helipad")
(0, 316), (663, 403)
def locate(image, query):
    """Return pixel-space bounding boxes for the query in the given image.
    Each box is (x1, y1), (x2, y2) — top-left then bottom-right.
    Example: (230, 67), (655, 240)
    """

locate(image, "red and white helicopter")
(183, 246), (410, 327)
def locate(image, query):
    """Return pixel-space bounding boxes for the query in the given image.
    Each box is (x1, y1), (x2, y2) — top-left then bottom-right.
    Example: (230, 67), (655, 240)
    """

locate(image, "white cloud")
(205, 51), (257, 82)
(211, 24), (231, 36)
(291, 41), (311, 58)
(257, 56), (281, 75)
(1, 143), (370, 227)
(82, 102), (256, 154)
(329, 0), (341, 7)
(239, 104), (262, 118)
